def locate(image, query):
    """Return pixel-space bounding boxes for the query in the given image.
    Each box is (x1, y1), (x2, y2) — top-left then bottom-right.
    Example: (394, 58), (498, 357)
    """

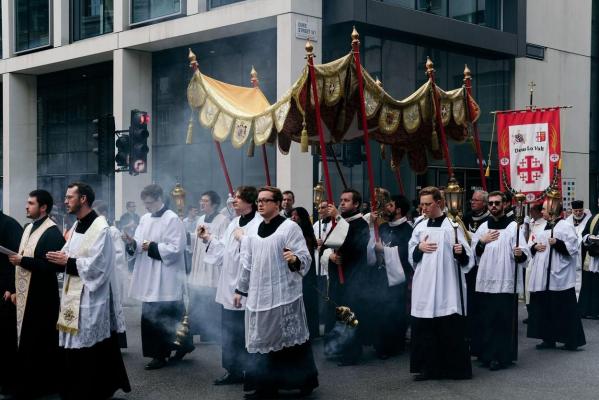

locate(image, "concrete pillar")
(53, 0), (70, 47)
(1, 0), (14, 58)
(276, 10), (322, 210)
(113, 49), (152, 219)
(2, 73), (37, 224)
(114, 0), (129, 33)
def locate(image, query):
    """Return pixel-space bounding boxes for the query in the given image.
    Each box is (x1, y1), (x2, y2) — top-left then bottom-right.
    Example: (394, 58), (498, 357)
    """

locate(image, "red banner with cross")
(497, 109), (562, 202)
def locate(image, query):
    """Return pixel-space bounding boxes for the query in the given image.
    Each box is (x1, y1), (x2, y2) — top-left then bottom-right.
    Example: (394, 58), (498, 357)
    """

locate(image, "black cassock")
(579, 213), (599, 318)
(15, 217), (65, 398)
(324, 211), (369, 364)
(0, 212), (22, 395)
(370, 220), (413, 357)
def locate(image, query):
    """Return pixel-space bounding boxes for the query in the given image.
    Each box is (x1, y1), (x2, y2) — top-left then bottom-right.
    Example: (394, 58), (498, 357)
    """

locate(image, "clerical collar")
(487, 214), (511, 229)
(75, 210), (98, 234)
(427, 214), (446, 226)
(258, 215), (286, 238)
(472, 210), (490, 221)
(389, 217), (407, 227)
(321, 217), (331, 224)
(341, 210), (363, 222)
(204, 211), (218, 223)
(151, 205), (168, 218)
(239, 210), (256, 227)
(30, 215), (48, 233)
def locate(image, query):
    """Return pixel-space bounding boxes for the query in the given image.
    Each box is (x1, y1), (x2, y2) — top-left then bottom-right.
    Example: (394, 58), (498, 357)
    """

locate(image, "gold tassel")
(431, 129), (439, 151)
(558, 158), (562, 170)
(185, 116), (194, 144)
(380, 144), (386, 160)
(247, 138), (255, 157)
(300, 120), (309, 153)
(485, 164), (490, 177)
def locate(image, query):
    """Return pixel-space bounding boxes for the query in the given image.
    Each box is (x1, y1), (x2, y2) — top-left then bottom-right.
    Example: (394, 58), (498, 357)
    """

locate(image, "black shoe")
(522, 318), (528, 324)
(170, 345), (196, 362)
(337, 360), (358, 367)
(561, 344), (578, 351)
(536, 341), (556, 350)
(489, 360), (504, 371)
(413, 373), (430, 381)
(244, 390), (277, 399)
(145, 358), (167, 370)
(213, 372), (244, 386)
(299, 387), (314, 397)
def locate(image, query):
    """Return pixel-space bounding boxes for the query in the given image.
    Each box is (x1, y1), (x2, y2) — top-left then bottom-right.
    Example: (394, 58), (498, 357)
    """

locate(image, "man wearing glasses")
(233, 186), (318, 399)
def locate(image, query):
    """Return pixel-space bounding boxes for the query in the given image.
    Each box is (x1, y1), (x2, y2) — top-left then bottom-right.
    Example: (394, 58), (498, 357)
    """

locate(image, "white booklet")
(0, 245), (17, 256)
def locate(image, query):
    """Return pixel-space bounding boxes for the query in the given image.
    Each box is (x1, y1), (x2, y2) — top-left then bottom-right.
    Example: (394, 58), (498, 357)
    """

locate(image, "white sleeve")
(156, 217), (186, 266)
(236, 236), (252, 293)
(285, 224), (312, 277)
(75, 227), (114, 292)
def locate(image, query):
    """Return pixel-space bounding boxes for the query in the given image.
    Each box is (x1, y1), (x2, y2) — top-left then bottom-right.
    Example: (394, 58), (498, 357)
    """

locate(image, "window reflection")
(15, 0), (51, 53)
(73, 0), (114, 41)
(131, 0), (182, 25)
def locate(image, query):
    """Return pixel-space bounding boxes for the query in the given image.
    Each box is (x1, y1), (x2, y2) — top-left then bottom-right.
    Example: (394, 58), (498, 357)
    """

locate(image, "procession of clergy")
(1, 179), (597, 399)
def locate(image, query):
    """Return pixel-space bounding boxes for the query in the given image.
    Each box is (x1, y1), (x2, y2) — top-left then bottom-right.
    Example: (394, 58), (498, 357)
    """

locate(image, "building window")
(72, 0), (114, 41)
(15, 0), (51, 53)
(130, 0), (183, 26)
(526, 43), (546, 60)
(209, 0), (245, 8)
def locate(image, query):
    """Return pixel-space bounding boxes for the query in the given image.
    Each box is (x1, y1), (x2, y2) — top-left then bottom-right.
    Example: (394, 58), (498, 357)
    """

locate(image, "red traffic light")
(139, 114), (150, 125)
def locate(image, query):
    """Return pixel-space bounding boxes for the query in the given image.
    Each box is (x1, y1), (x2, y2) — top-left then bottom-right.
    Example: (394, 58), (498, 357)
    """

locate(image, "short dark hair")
(282, 190), (295, 200)
(342, 188), (362, 206)
(391, 194), (410, 217)
(126, 201), (136, 207)
(140, 184), (163, 201)
(419, 186), (442, 202)
(531, 204), (543, 213)
(258, 186), (283, 205)
(29, 189), (54, 214)
(488, 191), (507, 202)
(201, 190), (221, 207)
(236, 186), (258, 211)
(68, 182), (95, 206)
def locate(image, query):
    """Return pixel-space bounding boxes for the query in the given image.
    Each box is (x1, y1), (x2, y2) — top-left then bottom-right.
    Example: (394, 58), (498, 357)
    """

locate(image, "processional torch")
(512, 192), (526, 355)
(445, 176), (466, 316)
(170, 182), (192, 348)
(544, 187), (562, 292)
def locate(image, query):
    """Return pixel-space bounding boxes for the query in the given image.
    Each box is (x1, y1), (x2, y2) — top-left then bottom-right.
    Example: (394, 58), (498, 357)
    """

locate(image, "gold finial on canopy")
(188, 48), (198, 69)
(463, 64), (472, 82)
(425, 56), (435, 76)
(375, 77), (382, 87)
(305, 38), (314, 56)
(250, 65), (258, 85)
(351, 26), (360, 44)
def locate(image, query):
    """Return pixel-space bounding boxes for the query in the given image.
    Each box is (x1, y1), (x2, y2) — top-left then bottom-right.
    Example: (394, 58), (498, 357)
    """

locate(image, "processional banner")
(497, 109), (562, 202)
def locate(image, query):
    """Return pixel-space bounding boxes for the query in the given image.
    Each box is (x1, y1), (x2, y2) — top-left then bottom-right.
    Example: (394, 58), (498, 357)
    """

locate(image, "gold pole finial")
(305, 38), (314, 58)
(463, 64), (472, 81)
(425, 56), (435, 76)
(188, 48), (198, 69)
(375, 77), (382, 87)
(250, 65), (258, 85)
(351, 26), (360, 44)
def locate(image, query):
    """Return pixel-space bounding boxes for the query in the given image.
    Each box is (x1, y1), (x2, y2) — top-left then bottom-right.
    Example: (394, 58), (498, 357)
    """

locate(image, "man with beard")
(188, 191), (229, 344)
(471, 191), (528, 371)
(371, 194), (413, 359)
(200, 186), (262, 386)
(6, 190), (65, 398)
(320, 189), (370, 365)
(47, 182), (130, 399)
(126, 184), (188, 369)
(0, 211), (22, 397)
(234, 186), (318, 399)
(408, 186), (473, 381)
(527, 198), (586, 350)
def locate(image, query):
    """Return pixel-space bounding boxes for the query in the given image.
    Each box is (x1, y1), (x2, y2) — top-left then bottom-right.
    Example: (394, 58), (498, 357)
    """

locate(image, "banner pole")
(250, 66), (272, 186)
(463, 65), (487, 191)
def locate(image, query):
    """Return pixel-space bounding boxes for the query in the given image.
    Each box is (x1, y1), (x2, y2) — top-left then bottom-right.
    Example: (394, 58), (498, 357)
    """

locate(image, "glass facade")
(209, 0), (245, 8)
(590, 0), (599, 212)
(72, 0), (114, 41)
(131, 0), (182, 25)
(152, 29), (277, 208)
(15, 0), (51, 53)
(37, 63), (114, 222)
(379, 0), (502, 29)
(323, 25), (512, 202)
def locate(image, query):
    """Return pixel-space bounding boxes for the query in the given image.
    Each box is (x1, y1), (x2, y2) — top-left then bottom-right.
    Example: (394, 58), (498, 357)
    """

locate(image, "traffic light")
(129, 109), (150, 174)
(115, 135), (130, 169)
(92, 115), (116, 176)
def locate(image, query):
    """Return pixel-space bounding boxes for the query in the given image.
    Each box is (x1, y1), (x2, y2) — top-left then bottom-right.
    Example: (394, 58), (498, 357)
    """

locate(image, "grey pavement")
(117, 301), (599, 400)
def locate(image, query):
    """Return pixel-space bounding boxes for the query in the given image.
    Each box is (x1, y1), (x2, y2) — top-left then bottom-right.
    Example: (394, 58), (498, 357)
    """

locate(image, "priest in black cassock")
(371, 194), (413, 358)
(7, 190), (65, 399)
(577, 202), (599, 319)
(320, 189), (370, 366)
(471, 191), (528, 371)
(0, 211), (22, 397)
(408, 186), (473, 381)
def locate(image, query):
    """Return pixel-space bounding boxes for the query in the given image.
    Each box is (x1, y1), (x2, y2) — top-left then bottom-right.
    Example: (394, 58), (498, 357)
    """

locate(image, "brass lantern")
(514, 192), (527, 225)
(170, 182), (186, 218)
(545, 187), (562, 220)
(313, 182), (325, 208)
(374, 187), (391, 225)
(445, 176), (465, 220)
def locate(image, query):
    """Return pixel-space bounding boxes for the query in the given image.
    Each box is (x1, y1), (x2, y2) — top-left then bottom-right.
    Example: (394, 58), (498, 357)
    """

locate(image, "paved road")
(117, 303), (599, 400)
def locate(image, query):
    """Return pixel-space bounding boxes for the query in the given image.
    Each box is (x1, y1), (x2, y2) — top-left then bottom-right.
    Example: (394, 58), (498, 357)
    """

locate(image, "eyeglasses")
(488, 201), (502, 206)
(256, 198), (276, 205)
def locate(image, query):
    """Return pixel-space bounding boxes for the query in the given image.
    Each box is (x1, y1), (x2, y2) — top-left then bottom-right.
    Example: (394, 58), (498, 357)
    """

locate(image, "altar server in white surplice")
(126, 184), (188, 370)
(47, 182), (130, 400)
(527, 199), (586, 351)
(408, 186), (473, 382)
(471, 191), (529, 371)
(233, 186), (318, 398)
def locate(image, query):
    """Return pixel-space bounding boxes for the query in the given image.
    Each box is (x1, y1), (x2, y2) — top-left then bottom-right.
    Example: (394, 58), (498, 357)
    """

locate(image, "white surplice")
(109, 226), (129, 306)
(408, 217), (474, 318)
(471, 220), (530, 294)
(128, 210), (186, 302)
(566, 213), (591, 268)
(528, 219), (579, 292)
(209, 213), (263, 310)
(59, 221), (125, 349)
(312, 219), (332, 276)
(188, 213), (229, 289)
(236, 219), (312, 353)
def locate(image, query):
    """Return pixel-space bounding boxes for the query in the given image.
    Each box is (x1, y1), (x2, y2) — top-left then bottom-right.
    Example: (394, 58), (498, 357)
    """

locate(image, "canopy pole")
(426, 57), (454, 178)
(351, 27), (379, 241)
(189, 49), (234, 196)
(250, 66), (272, 186)
(328, 144), (348, 189)
(306, 39), (344, 284)
(391, 160), (405, 195)
(463, 65), (487, 191)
